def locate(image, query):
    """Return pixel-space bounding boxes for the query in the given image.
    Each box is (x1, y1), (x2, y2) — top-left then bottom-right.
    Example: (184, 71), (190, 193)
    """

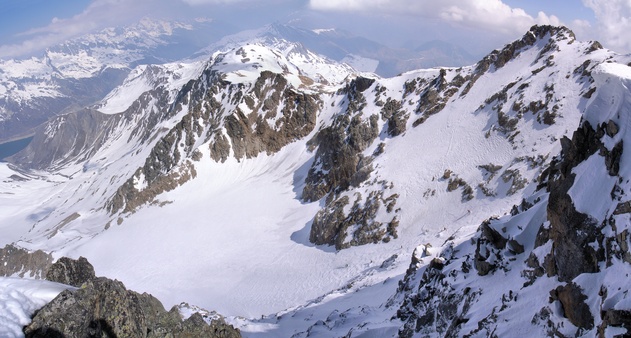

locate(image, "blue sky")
(0, 0), (89, 43)
(0, 0), (627, 59)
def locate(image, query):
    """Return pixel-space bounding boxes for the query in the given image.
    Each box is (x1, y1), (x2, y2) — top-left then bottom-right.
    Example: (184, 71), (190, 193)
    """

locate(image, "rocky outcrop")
(0, 244), (53, 279)
(411, 69), (466, 127)
(397, 246), (480, 338)
(302, 113), (379, 202)
(380, 98), (409, 137)
(543, 121), (606, 281)
(310, 190), (400, 250)
(25, 257), (241, 338)
(45, 256), (96, 287)
(550, 283), (594, 330)
(303, 77), (401, 249)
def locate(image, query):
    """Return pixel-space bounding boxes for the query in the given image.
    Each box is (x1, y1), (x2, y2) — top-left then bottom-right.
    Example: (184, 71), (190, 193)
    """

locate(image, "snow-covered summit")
(209, 42), (358, 88)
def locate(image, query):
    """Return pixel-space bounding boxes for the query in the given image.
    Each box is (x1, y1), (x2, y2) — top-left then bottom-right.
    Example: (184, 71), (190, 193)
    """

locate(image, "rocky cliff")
(25, 257), (241, 338)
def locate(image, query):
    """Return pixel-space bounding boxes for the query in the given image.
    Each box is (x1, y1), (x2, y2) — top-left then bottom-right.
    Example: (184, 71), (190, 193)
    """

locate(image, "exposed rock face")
(107, 69), (320, 214)
(0, 244), (53, 279)
(303, 77), (400, 249)
(25, 276), (241, 338)
(222, 71), (319, 159)
(310, 190), (400, 250)
(45, 256), (96, 287)
(8, 109), (121, 170)
(474, 218), (507, 276)
(380, 98), (409, 137)
(302, 113), (379, 203)
(397, 246), (480, 338)
(543, 121), (605, 282)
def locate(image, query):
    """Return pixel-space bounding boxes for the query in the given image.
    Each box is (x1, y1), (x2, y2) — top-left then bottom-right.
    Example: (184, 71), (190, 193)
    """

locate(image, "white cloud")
(309, 0), (560, 36)
(0, 0), (179, 59)
(181, 0), (244, 4)
(180, 0), (289, 5)
(582, 0), (631, 52)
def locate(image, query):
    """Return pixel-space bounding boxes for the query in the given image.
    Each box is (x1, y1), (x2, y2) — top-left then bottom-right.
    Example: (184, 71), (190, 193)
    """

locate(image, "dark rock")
(546, 121), (605, 281)
(481, 221), (507, 250)
(302, 112), (379, 202)
(523, 253), (545, 287)
(210, 133), (231, 163)
(309, 196), (350, 246)
(603, 141), (623, 176)
(587, 41), (603, 53)
(508, 239), (525, 254)
(474, 219), (509, 276)
(380, 98), (409, 137)
(428, 258), (444, 270)
(550, 283), (594, 330)
(614, 201), (631, 215)
(352, 76), (375, 93)
(534, 224), (550, 248)
(108, 71), (319, 214)
(45, 256), (96, 287)
(309, 190), (399, 249)
(0, 244), (53, 279)
(397, 247), (480, 338)
(24, 276), (241, 338)
(599, 309), (631, 337)
(606, 120), (619, 137)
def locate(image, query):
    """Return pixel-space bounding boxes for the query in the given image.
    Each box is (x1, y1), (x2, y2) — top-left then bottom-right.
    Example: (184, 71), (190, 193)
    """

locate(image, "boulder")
(550, 283), (594, 330)
(45, 256), (96, 287)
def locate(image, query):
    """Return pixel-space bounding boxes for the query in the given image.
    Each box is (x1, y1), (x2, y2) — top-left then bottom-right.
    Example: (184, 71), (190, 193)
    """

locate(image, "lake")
(0, 136), (33, 161)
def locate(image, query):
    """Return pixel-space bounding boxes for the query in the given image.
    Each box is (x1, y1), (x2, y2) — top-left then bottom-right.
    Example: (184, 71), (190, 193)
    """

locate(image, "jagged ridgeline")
(6, 25), (610, 251)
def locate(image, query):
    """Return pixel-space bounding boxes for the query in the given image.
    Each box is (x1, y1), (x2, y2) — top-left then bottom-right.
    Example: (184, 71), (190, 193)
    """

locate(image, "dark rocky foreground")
(23, 257), (241, 338)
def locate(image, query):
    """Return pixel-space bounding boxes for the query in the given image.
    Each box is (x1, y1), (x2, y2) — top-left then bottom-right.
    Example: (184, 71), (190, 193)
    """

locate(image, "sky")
(0, 0), (629, 60)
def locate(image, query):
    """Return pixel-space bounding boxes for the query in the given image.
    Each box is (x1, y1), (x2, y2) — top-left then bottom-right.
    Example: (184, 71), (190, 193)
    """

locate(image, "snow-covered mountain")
(2, 23), (631, 337)
(0, 17), (233, 144)
(193, 23), (476, 77)
(0, 18), (470, 147)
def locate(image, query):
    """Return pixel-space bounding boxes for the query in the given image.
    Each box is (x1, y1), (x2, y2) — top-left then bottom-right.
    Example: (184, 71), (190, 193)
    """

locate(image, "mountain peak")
(526, 24), (576, 44)
(208, 40), (357, 88)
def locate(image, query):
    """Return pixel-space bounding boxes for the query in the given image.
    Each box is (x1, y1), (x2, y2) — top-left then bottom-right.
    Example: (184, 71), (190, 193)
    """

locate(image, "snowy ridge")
(210, 42), (357, 89)
(3, 25), (631, 337)
(97, 61), (207, 115)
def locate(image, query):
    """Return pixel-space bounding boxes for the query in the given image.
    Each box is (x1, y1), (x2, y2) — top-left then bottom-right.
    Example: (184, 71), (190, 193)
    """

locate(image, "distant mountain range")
(0, 18), (476, 144)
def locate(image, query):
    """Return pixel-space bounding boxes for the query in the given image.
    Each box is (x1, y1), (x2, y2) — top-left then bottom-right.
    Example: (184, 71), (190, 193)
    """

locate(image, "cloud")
(181, 0), (244, 4)
(0, 0), (181, 59)
(582, 0), (631, 52)
(180, 0), (293, 5)
(309, 0), (560, 36)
